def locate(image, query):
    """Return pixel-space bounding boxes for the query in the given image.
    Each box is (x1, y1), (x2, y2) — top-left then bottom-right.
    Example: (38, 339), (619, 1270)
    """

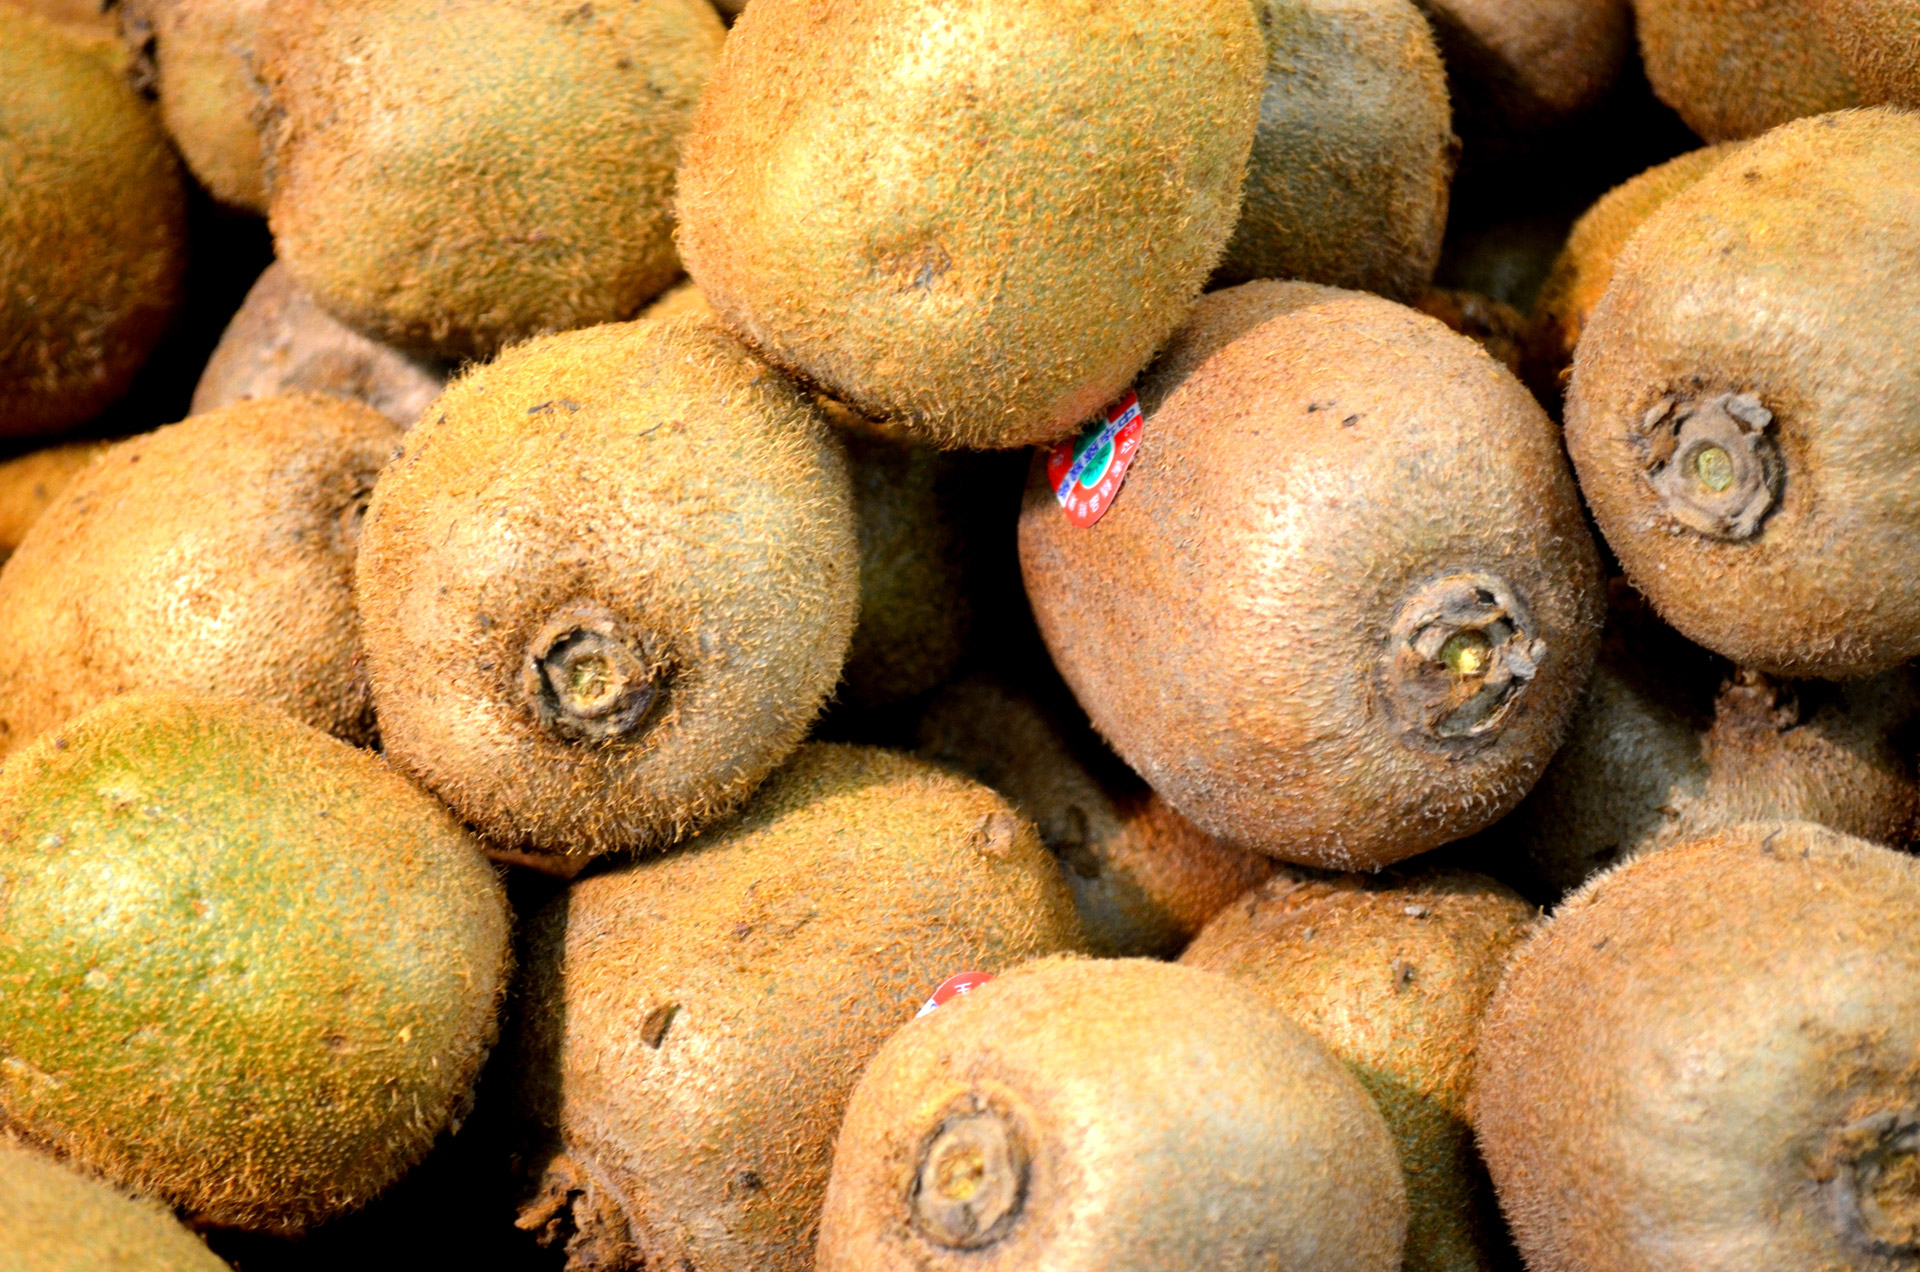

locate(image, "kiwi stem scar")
(912, 1103), (1027, 1250)
(522, 603), (669, 744)
(1637, 390), (1780, 539)
(1383, 574), (1546, 747)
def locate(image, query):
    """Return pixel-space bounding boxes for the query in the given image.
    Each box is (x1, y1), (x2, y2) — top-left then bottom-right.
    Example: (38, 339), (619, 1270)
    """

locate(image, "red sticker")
(916, 971), (994, 1018)
(1045, 391), (1143, 528)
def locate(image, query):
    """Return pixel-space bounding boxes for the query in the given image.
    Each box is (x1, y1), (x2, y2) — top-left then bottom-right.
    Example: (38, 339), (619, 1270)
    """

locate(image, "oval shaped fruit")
(1632, 0), (1857, 139)
(0, 438), (110, 560)
(1472, 822), (1920, 1272)
(356, 319), (859, 869)
(1413, 0), (1630, 138)
(1808, 0), (1919, 107)
(0, 692), (510, 1233)
(1, 1140), (229, 1272)
(511, 744), (1082, 1272)
(1564, 109), (1920, 679)
(1020, 280), (1603, 870)
(676, 0), (1267, 449)
(816, 956), (1407, 1272)
(119, 0), (269, 211)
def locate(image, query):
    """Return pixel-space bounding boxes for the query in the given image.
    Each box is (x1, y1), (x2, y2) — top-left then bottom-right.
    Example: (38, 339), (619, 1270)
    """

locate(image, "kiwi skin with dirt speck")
(0, 1138), (230, 1271)
(118, 0), (271, 212)
(1632, 0), (1857, 139)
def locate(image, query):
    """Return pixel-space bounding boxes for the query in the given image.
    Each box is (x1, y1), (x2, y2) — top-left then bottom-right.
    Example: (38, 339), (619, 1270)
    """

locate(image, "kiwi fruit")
(1564, 108), (1920, 680)
(639, 278), (715, 323)
(191, 261), (449, 428)
(1415, 288), (1527, 377)
(1435, 216), (1571, 313)
(0, 0), (115, 40)
(355, 319), (859, 870)
(1212, 0), (1455, 303)
(0, 692), (510, 1233)
(1020, 280), (1603, 870)
(119, 0), (269, 212)
(1632, 0), (1857, 140)
(0, 393), (398, 755)
(1183, 869), (1535, 1272)
(1808, 0), (1919, 108)
(1472, 822), (1920, 1271)
(2, 1139), (229, 1271)
(510, 742), (1082, 1272)
(1413, 0), (1631, 139)
(815, 955), (1407, 1272)
(0, 438), (110, 559)
(257, 0), (724, 361)
(1, 12), (188, 440)
(675, 0), (1267, 450)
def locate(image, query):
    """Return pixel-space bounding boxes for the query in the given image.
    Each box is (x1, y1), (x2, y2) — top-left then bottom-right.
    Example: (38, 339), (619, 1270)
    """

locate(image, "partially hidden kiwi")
(1415, 288), (1527, 377)
(1471, 822), (1920, 1271)
(1, 1139), (228, 1271)
(0, 692), (510, 1233)
(1183, 869), (1536, 1272)
(1808, 0), (1920, 107)
(1631, 0), (1857, 139)
(119, 0), (270, 212)
(638, 278), (715, 323)
(0, 393), (398, 755)
(0, 438), (110, 559)
(1020, 280), (1604, 870)
(510, 743), (1083, 1272)
(815, 956), (1407, 1272)
(1412, 0), (1631, 138)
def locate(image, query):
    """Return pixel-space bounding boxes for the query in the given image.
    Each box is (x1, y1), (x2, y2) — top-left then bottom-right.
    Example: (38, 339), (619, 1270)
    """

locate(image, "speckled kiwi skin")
(355, 319), (859, 867)
(0, 15), (187, 439)
(511, 744), (1082, 1272)
(259, 0), (723, 360)
(0, 693), (511, 1235)
(1471, 823), (1920, 1272)
(119, 0), (270, 212)
(1808, 0), (1920, 107)
(1565, 109), (1920, 680)
(0, 393), (398, 756)
(1020, 280), (1604, 871)
(1184, 869), (1536, 1272)
(0, 438), (110, 559)
(1, 1139), (229, 1272)
(816, 956), (1407, 1272)
(1632, 0), (1857, 139)
(675, 0), (1267, 450)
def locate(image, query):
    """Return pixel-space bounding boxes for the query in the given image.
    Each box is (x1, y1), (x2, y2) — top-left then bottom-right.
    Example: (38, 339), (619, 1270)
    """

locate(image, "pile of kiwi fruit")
(0, 0), (1915, 1267)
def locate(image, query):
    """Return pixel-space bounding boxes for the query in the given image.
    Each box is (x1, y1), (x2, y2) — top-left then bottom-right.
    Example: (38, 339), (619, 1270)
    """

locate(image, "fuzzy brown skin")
(1, 1139), (229, 1271)
(1413, 0), (1630, 137)
(0, 0), (114, 38)
(638, 278), (716, 323)
(1183, 869), (1536, 1272)
(816, 956), (1406, 1272)
(259, 0), (723, 361)
(191, 261), (448, 428)
(1471, 822), (1920, 1271)
(0, 15), (187, 440)
(1632, 0), (1857, 139)
(1020, 280), (1603, 870)
(0, 438), (110, 559)
(1808, 0), (1920, 107)
(1213, 0), (1454, 302)
(0, 693), (510, 1234)
(0, 394), (397, 756)
(1565, 109), (1920, 679)
(511, 744), (1082, 1272)
(1416, 288), (1526, 377)
(356, 319), (858, 868)
(675, 0), (1267, 450)
(119, 0), (269, 212)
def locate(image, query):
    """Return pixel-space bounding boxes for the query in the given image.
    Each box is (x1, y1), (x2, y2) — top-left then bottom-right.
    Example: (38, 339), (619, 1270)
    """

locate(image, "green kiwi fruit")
(815, 955), (1407, 1272)
(1471, 822), (1920, 1271)
(0, 393), (398, 755)
(1183, 868), (1535, 1272)
(1564, 108), (1920, 679)
(0, 438), (110, 559)
(1020, 280), (1603, 870)
(1808, 0), (1919, 107)
(638, 278), (716, 323)
(192, 261), (449, 427)
(1632, 0), (1857, 139)
(1212, 0), (1455, 302)
(510, 743), (1082, 1272)
(0, 692), (510, 1233)
(2, 1139), (229, 1271)
(1415, 287), (1527, 377)
(355, 319), (859, 871)
(0, 12), (187, 439)
(1413, 0), (1630, 138)
(119, 0), (269, 211)
(258, 0), (724, 360)
(675, 0), (1267, 449)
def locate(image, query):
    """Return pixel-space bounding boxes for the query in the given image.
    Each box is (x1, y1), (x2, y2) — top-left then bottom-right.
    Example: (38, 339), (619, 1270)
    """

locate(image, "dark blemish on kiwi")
(640, 1003), (678, 1049)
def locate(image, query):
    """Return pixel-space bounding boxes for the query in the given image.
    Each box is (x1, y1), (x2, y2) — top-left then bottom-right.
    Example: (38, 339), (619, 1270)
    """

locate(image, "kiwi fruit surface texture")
(192, 261), (449, 427)
(1472, 822), (1920, 1271)
(1413, 0), (1630, 138)
(0, 438), (110, 559)
(511, 743), (1082, 1272)
(0, 13), (187, 440)
(639, 278), (716, 323)
(675, 0), (1266, 450)
(1415, 288), (1526, 377)
(1, 1139), (229, 1272)
(1213, 0), (1454, 302)
(1021, 280), (1603, 870)
(1632, 0), (1857, 139)
(0, 692), (510, 1233)
(258, 0), (724, 360)
(1809, 0), (1919, 107)
(119, 0), (269, 211)
(0, 393), (398, 756)
(1184, 869), (1535, 1272)
(816, 956), (1407, 1272)
(356, 319), (858, 870)
(1565, 108), (1920, 679)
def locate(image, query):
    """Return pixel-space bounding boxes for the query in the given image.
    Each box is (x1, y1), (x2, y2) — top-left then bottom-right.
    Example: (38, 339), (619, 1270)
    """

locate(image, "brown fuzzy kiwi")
(638, 278), (715, 323)
(1415, 288), (1527, 377)
(1212, 0), (1455, 302)
(0, 438), (110, 559)
(1413, 0), (1630, 138)
(1, 1139), (229, 1271)
(1020, 280), (1604, 870)
(118, 0), (269, 212)
(1471, 822), (1920, 1271)
(510, 743), (1082, 1272)
(1632, 0), (1857, 139)
(917, 675), (1274, 958)
(675, 0), (1267, 450)
(816, 956), (1407, 1272)
(1808, 0), (1920, 107)
(258, 0), (724, 361)
(1183, 869), (1536, 1272)
(191, 261), (448, 428)
(355, 319), (858, 870)
(0, 13), (187, 440)
(0, 692), (510, 1234)
(1564, 109), (1920, 679)
(0, 0), (114, 40)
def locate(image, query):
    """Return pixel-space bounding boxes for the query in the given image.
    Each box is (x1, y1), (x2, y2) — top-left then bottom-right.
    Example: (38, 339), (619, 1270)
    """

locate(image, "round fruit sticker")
(916, 971), (994, 1018)
(1046, 390), (1143, 528)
